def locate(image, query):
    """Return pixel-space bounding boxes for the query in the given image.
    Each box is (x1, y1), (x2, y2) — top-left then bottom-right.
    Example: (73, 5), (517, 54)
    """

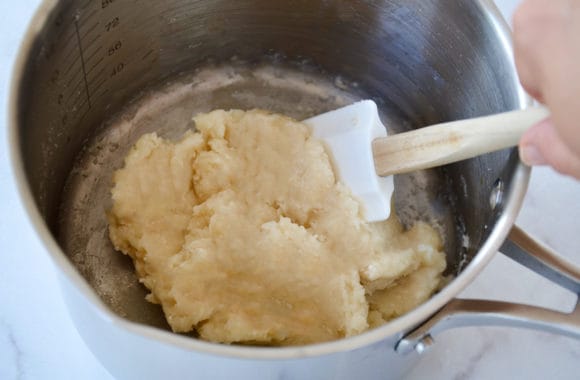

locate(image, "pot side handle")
(395, 225), (580, 355)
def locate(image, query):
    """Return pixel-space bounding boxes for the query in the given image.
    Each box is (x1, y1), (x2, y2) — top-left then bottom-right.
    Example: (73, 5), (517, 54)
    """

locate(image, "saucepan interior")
(15, 0), (524, 335)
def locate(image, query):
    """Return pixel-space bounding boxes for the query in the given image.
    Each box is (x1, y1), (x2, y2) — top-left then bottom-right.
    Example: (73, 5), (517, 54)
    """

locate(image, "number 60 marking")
(108, 40), (122, 56)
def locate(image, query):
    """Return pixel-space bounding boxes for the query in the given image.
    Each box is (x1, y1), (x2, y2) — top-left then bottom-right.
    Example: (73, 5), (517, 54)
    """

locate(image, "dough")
(108, 109), (447, 345)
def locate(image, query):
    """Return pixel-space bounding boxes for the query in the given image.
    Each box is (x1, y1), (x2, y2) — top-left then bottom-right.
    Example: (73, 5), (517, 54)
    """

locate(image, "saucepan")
(9, 0), (580, 378)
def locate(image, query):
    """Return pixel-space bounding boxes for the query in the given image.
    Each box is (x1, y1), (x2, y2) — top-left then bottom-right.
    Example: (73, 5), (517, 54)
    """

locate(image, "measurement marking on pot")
(85, 45), (103, 66)
(108, 40), (122, 56)
(62, 43), (76, 63)
(91, 77), (107, 95)
(81, 20), (100, 40)
(62, 24), (85, 53)
(94, 87), (109, 101)
(110, 62), (125, 77)
(88, 86), (110, 108)
(80, 0), (92, 11)
(61, 31), (77, 58)
(63, 81), (84, 106)
(105, 17), (120, 32)
(87, 56), (105, 75)
(84, 7), (100, 22)
(141, 49), (154, 61)
(71, 93), (90, 112)
(74, 19), (92, 109)
(64, 66), (82, 88)
(78, 105), (92, 122)
(161, 0), (192, 16)
(89, 67), (107, 86)
(66, 89), (88, 111)
(63, 51), (81, 77)
(101, 0), (115, 9)
(84, 32), (102, 52)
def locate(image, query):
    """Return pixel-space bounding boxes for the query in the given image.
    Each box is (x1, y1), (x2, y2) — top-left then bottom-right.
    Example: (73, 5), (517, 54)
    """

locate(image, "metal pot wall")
(9, 0), (580, 379)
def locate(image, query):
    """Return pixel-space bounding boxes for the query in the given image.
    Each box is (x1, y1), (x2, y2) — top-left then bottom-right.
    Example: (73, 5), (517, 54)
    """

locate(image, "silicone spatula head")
(304, 100), (394, 223)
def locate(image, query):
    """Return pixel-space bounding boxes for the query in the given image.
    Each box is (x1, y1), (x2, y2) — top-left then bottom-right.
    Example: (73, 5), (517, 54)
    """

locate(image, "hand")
(513, 0), (580, 179)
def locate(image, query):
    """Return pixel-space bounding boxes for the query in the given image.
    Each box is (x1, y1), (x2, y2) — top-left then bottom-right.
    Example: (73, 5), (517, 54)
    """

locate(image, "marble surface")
(1, 0), (579, 379)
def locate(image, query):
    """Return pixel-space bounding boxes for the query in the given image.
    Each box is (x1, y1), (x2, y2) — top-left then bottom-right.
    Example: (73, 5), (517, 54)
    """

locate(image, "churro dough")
(108, 109), (446, 345)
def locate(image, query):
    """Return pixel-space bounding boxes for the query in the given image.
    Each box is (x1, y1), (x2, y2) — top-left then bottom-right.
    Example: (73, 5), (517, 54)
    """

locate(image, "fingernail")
(520, 145), (547, 166)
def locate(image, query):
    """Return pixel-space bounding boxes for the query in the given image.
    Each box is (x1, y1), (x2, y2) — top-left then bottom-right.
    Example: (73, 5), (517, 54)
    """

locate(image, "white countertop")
(1, 1), (579, 379)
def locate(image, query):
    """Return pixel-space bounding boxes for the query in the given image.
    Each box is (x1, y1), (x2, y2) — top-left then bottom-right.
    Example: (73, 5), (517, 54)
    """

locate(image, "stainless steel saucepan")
(9, 0), (580, 379)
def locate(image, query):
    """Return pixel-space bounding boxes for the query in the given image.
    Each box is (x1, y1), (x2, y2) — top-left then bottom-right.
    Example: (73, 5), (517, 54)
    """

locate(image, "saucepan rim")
(8, 0), (531, 359)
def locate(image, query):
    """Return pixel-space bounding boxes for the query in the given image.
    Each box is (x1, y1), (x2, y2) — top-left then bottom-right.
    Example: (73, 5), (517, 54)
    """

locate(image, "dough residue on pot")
(108, 109), (447, 345)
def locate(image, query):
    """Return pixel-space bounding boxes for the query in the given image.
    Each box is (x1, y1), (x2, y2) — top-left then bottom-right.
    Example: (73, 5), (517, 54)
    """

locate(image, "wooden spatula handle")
(372, 106), (550, 176)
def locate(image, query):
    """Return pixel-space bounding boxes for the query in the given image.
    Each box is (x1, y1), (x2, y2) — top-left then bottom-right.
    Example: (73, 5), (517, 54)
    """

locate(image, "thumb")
(519, 118), (580, 179)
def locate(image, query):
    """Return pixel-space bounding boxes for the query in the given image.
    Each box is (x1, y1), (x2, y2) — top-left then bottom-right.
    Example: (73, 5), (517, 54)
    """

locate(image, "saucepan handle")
(395, 225), (580, 355)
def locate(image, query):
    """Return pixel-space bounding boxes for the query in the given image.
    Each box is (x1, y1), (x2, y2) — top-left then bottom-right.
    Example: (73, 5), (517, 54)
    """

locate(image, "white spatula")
(304, 100), (549, 223)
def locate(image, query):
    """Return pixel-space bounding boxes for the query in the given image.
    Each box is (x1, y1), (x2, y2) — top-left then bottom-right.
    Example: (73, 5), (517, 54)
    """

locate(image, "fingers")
(519, 118), (580, 179)
(512, 1), (544, 102)
(513, 0), (580, 174)
(512, 0), (566, 103)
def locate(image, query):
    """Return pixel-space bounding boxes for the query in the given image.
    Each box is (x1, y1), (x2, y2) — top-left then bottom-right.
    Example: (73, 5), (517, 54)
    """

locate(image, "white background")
(1, 0), (579, 379)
